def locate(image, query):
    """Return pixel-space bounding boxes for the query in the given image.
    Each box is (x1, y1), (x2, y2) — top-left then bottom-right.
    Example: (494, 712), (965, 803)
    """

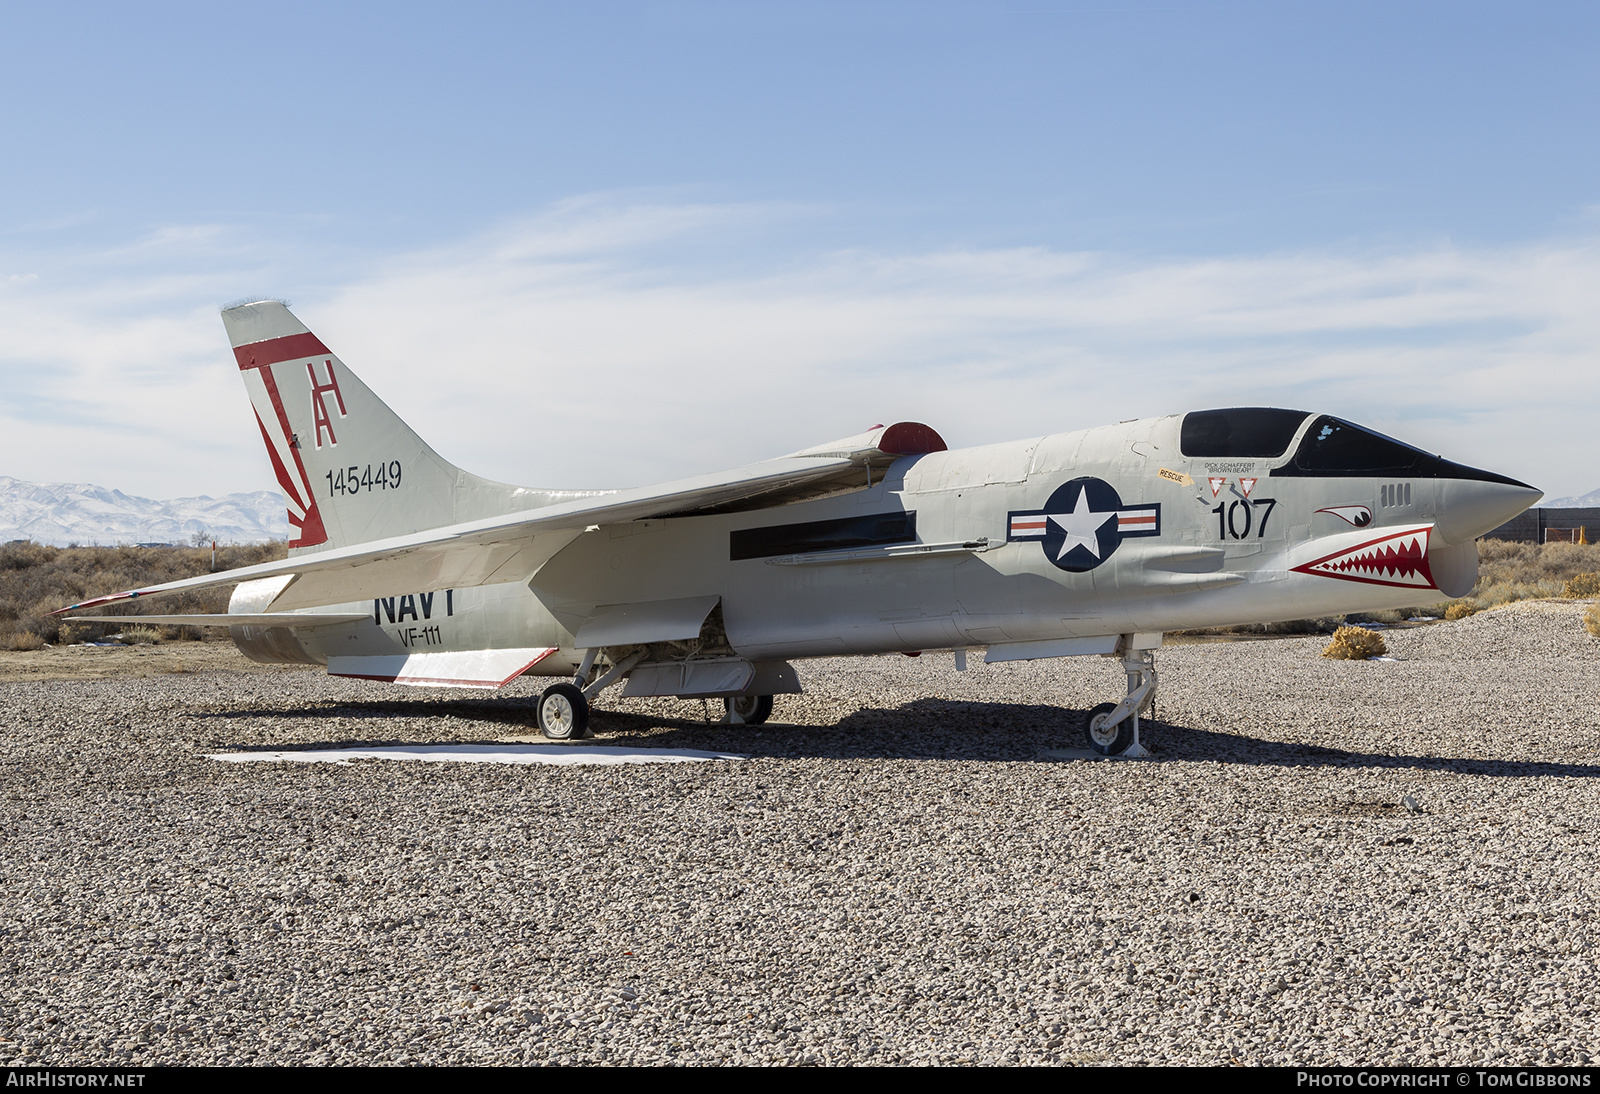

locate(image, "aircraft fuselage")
(235, 408), (1536, 676)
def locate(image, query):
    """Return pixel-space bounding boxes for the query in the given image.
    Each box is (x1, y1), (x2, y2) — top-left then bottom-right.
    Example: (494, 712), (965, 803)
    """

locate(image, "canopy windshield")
(1180, 408), (1310, 458)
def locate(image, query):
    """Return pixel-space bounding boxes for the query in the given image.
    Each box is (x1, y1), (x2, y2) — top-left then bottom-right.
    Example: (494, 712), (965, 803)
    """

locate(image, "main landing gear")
(536, 683), (589, 740)
(537, 648), (647, 740)
(536, 646), (782, 739)
(1082, 645), (1158, 758)
(722, 694), (774, 725)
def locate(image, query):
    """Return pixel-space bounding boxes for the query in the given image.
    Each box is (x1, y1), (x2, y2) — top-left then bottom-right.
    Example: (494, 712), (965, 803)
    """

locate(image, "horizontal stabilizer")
(327, 648), (558, 689)
(65, 613), (370, 628)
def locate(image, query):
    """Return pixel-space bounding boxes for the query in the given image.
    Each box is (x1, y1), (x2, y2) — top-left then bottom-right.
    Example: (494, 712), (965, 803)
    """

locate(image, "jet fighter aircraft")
(57, 300), (1541, 755)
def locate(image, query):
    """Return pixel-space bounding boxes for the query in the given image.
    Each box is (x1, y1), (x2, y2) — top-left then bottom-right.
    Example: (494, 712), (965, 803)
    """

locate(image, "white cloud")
(0, 201), (1595, 503)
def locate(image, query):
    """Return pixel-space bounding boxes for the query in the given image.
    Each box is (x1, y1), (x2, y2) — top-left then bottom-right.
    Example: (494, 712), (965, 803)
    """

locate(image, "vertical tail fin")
(223, 300), (591, 554)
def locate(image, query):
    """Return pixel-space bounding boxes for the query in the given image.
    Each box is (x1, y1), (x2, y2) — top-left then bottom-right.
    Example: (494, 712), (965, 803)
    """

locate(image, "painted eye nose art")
(1317, 505), (1373, 527)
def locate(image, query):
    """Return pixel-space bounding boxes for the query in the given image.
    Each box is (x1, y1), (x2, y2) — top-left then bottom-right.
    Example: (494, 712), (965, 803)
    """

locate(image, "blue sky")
(1, 2), (1597, 501)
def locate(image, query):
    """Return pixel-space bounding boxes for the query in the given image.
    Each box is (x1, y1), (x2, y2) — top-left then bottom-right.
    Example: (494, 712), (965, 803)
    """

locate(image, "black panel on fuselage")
(729, 511), (918, 561)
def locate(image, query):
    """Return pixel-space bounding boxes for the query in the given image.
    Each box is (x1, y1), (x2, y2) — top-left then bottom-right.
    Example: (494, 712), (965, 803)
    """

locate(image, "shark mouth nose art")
(1291, 525), (1437, 590)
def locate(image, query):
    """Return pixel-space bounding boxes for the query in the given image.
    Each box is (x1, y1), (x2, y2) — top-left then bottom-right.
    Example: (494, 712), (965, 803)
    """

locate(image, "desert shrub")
(56, 621), (97, 645)
(1391, 601), (1452, 619)
(1474, 539), (1536, 579)
(1170, 616), (1345, 637)
(0, 627), (44, 651)
(1532, 541), (1600, 581)
(0, 542), (60, 572)
(1586, 605), (1600, 638)
(1322, 625), (1387, 660)
(1258, 617), (1345, 634)
(115, 626), (164, 646)
(0, 541), (287, 644)
(1474, 579), (1564, 608)
(1562, 572), (1600, 598)
(1478, 540), (1600, 587)
(1444, 600), (1479, 620)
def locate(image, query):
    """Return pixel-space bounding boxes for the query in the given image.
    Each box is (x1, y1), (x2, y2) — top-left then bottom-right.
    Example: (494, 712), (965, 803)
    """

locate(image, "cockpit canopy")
(1179, 408), (1309, 459)
(1179, 407), (1531, 486)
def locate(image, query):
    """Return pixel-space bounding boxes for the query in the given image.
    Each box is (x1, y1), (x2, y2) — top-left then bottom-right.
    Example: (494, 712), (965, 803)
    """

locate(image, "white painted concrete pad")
(206, 743), (746, 766)
(1038, 748), (1157, 761)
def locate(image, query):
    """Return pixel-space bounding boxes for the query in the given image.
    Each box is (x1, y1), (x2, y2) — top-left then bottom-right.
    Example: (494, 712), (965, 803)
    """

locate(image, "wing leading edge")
(55, 421), (945, 619)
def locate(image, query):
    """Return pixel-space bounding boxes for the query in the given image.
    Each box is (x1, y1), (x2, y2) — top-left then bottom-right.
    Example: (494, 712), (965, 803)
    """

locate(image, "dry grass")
(0, 541), (286, 648)
(1477, 540), (1600, 587)
(1562, 572), (1600, 598)
(1173, 616), (1346, 638)
(1585, 605), (1600, 638)
(1471, 580), (1566, 608)
(1322, 625), (1388, 660)
(113, 626), (165, 646)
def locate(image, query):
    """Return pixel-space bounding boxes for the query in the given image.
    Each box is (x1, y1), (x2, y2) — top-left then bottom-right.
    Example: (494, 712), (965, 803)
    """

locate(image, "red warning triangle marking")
(1208, 477), (1227, 498)
(1239, 477), (1257, 498)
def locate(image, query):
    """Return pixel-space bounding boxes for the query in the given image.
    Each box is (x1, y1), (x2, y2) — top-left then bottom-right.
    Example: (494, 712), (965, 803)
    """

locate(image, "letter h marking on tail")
(308, 360), (347, 449)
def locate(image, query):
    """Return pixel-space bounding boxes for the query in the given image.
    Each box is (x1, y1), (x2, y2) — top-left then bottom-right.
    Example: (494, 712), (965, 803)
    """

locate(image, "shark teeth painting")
(1290, 524), (1437, 590)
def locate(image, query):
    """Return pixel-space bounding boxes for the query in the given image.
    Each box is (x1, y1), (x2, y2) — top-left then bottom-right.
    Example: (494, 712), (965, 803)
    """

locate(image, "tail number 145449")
(327, 461), (402, 496)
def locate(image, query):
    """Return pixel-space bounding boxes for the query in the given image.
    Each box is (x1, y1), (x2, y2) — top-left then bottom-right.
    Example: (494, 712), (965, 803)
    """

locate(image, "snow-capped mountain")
(0, 476), (288, 546)
(1540, 487), (1600, 509)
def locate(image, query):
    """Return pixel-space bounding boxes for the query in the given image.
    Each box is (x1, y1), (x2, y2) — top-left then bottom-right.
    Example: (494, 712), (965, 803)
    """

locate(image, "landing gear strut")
(1082, 645), (1158, 758)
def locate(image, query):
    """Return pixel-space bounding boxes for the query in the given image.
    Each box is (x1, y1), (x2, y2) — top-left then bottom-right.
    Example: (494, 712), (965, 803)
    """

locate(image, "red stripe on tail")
(234, 332), (331, 371)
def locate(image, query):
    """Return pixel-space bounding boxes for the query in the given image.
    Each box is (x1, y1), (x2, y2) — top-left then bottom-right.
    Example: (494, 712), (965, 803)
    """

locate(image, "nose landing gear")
(1082, 643), (1158, 757)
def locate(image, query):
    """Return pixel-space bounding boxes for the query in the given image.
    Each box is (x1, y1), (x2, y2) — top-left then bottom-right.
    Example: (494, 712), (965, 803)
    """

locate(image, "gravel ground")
(2, 600), (1598, 1066)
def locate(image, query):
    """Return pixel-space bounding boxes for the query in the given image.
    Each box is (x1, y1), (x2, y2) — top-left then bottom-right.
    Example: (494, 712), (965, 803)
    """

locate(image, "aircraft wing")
(54, 431), (936, 618)
(62, 613), (372, 628)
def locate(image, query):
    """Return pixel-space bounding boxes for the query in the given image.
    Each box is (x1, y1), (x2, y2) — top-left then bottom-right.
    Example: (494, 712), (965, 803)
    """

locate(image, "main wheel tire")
(724, 694), (774, 725)
(538, 683), (590, 740)
(1083, 702), (1133, 756)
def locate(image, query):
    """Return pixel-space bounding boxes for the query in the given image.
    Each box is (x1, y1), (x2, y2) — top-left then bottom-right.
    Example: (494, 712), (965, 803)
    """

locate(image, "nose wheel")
(1084, 702), (1134, 755)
